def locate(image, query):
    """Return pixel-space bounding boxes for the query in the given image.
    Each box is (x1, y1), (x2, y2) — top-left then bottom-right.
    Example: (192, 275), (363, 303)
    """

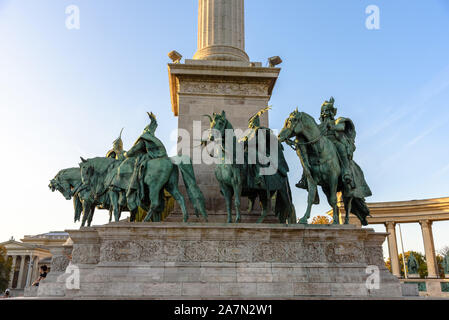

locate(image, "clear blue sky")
(0, 0), (448, 257)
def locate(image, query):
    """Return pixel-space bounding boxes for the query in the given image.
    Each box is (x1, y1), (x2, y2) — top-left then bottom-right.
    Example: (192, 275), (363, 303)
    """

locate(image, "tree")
(0, 245), (12, 291)
(385, 251), (428, 278)
(311, 215), (333, 225)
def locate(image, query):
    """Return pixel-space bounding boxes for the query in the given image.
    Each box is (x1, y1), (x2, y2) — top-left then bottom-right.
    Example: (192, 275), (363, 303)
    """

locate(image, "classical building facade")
(1, 231), (69, 293)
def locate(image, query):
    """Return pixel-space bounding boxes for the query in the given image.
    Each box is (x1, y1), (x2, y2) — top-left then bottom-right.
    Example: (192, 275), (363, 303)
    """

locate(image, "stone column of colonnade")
(31, 257), (39, 285)
(420, 220), (439, 278)
(17, 255), (26, 288)
(25, 255), (33, 287)
(8, 255), (17, 288)
(385, 222), (401, 277)
(194, 0), (249, 61)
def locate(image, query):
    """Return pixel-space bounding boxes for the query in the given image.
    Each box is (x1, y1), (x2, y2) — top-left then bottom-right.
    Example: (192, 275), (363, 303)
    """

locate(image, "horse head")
(48, 179), (58, 192)
(49, 176), (72, 200)
(79, 157), (94, 186)
(279, 108), (303, 143)
(204, 110), (230, 143)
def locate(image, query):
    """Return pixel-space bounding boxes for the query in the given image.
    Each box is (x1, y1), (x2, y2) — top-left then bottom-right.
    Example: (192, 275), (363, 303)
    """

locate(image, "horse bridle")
(286, 112), (326, 148)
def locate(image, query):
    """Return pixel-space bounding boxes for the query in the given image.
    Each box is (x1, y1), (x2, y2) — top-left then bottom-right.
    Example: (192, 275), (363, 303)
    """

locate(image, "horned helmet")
(144, 112), (157, 134)
(107, 128), (124, 159)
(320, 97), (337, 121)
(248, 106), (271, 129)
(112, 128), (124, 153)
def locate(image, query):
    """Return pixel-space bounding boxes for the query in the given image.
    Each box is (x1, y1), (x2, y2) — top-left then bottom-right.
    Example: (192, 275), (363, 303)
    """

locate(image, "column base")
(194, 45), (249, 62)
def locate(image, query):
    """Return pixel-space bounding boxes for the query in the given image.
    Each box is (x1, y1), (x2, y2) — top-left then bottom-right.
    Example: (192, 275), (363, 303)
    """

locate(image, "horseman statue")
(279, 97), (372, 225)
(125, 112), (168, 210)
(241, 106), (290, 192)
(204, 107), (296, 224)
(296, 97), (357, 191)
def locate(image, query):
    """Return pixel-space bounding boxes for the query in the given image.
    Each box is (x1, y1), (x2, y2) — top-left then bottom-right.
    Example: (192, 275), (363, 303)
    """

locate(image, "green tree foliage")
(385, 251), (429, 278)
(311, 215), (333, 225)
(0, 245), (12, 291)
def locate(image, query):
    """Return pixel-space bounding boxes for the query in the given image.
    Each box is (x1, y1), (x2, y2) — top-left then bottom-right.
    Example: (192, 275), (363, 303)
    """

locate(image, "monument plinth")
(37, 222), (403, 299)
(37, 0), (411, 300)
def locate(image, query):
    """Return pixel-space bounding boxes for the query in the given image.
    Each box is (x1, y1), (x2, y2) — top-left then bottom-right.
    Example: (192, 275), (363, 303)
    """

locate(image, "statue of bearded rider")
(296, 97), (356, 191)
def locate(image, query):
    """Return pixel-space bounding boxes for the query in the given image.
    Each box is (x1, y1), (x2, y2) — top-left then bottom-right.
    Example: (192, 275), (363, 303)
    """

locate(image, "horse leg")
(323, 182), (340, 225)
(166, 171), (189, 222)
(248, 194), (256, 214)
(81, 201), (90, 227)
(345, 197), (353, 225)
(232, 181), (242, 224)
(109, 191), (121, 222)
(221, 184), (234, 223)
(299, 182), (317, 224)
(143, 177), (167, 223)
(257, 191), (268, 223)
(130, 208), (138, 222)
(87, 206), (95, 227)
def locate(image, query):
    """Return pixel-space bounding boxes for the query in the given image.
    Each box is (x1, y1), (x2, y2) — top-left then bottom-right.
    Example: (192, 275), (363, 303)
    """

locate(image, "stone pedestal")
(37, 222), (404, 299)
(37, 241), (74, 297)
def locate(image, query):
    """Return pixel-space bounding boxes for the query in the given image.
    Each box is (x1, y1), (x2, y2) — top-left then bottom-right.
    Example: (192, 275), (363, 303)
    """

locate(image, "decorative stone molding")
(179, 79), (271, 97)
(37, 223), (406, 299)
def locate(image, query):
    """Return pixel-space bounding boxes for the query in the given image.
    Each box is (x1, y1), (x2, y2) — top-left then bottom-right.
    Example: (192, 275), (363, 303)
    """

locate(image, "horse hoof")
(299, 218), (308, 225)
(235, 217), (241, 223)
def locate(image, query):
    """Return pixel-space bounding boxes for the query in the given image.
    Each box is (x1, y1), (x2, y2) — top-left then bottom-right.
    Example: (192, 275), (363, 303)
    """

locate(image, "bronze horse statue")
(204, 111), (296, 224)
(278, 110), (371, 225)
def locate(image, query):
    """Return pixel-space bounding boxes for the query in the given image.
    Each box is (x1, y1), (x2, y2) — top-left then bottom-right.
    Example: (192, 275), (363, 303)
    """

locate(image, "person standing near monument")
(32, 265), (48, 287)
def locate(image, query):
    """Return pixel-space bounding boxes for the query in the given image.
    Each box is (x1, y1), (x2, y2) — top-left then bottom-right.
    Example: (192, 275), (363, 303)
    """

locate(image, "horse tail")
(172, 156), (208, 220)
(350, 197), (370, 226)
(275, 179), (297, 224)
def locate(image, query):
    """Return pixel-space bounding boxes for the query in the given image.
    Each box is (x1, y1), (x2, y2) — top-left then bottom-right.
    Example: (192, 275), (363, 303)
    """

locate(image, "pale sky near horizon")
(0, 0), (448, 258)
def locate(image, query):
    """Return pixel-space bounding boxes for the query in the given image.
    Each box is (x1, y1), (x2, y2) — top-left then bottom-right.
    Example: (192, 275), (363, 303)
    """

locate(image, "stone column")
(31, 257), (39, 284)
(385, 222), (401, 277)
(194, 0), (249, 61)
(17, 255), (26, 288)
(420, 220), (438, 278)
(25, 254), (33, 287)
(8, 255), (17, 288)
